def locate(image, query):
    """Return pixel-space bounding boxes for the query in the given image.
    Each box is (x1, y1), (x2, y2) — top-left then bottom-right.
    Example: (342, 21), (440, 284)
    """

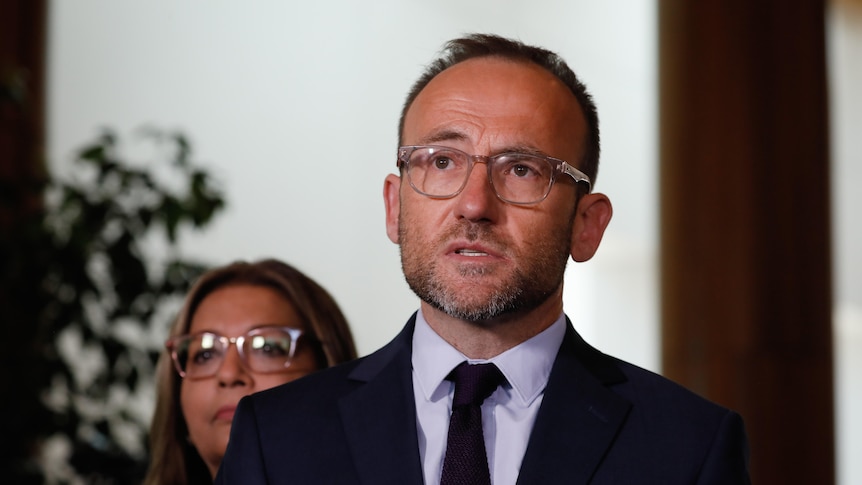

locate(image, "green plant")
(0, 127), (225, 484)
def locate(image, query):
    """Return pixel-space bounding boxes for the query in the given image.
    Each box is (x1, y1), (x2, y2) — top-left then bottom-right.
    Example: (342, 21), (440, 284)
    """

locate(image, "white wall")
(828, 5), (862, 485)
(46, 0), (659, 370)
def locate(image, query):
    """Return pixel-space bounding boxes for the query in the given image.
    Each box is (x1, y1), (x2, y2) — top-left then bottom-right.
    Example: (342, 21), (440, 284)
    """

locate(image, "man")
(216, 34), (750, 484)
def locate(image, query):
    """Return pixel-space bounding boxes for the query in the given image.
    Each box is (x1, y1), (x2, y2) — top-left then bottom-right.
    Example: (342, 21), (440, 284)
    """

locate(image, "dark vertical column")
(0, 0), (48, 482)
(1, 0), (47, 223)
(659, 1), (833, 483)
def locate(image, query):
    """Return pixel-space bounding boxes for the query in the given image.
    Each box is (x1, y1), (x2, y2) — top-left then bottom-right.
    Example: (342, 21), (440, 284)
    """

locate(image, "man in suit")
(216, 33), (750, 484)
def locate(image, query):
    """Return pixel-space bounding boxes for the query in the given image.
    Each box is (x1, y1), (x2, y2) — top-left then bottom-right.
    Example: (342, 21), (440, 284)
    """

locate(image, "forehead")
(188, 284), (301, 335)
(403, 57), (586, 157)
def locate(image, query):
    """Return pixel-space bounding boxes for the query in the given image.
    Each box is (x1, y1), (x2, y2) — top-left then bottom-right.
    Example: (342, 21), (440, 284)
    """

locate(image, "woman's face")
(179, 284), (320, 478)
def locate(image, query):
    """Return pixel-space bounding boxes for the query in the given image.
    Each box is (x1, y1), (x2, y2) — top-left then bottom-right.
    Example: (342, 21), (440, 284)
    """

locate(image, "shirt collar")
(411, 309), (567, 407)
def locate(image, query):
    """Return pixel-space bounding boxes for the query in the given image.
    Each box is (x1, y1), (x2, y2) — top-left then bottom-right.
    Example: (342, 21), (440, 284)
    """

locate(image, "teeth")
(457, 249), (487, 256)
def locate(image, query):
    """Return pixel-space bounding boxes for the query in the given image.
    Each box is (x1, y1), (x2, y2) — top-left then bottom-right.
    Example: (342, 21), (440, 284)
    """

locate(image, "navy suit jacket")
(216, 315), (750, 484)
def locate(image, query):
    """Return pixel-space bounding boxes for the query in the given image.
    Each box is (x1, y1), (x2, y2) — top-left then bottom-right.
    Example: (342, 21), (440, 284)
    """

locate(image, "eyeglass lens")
(405, 146), (556, 204)
(173, 327), (296, 378)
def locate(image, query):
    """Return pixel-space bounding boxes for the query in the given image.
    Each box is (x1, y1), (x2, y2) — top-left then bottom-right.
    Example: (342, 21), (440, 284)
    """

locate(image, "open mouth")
(455, 249), (489, 257)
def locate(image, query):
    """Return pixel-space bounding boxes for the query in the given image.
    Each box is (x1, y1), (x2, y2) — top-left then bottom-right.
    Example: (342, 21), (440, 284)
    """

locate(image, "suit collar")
(411, 310), (567, 407)
(337, 314), (632, 484)
(517, 319), (632, 484)
(338, 314), (424, 484)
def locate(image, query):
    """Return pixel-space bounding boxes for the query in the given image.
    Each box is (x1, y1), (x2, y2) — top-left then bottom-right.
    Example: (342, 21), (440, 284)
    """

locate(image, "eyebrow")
(416, 131), (553, 158)
(417, 129), (469, 146)
(497, 144), (553, 158)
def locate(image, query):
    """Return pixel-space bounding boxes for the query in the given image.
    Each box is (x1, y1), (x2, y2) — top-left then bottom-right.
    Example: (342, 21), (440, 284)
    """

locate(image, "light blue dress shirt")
(411, 309), (567, 485)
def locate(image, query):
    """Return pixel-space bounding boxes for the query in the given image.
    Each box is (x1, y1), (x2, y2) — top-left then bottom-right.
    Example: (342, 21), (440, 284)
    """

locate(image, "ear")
(570, 192), (613, 262)
(383, 173), (402, 244)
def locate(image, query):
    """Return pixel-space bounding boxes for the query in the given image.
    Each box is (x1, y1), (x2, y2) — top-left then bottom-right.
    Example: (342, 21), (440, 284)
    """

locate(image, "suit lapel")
(338, 317), (424, 484)
(517, 322), (632, 485)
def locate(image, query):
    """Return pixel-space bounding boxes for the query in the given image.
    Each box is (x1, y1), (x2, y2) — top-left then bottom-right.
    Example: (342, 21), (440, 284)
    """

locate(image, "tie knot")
(448, 362), (505, 407)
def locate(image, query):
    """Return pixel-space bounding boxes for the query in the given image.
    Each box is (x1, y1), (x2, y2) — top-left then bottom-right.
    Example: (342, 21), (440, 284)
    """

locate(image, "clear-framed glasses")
(397, 145), (591, 205)
(166, 325), (304, 379)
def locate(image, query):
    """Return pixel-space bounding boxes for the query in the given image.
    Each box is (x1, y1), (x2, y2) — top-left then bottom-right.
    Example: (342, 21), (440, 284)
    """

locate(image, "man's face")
(387, 57), (589, 324)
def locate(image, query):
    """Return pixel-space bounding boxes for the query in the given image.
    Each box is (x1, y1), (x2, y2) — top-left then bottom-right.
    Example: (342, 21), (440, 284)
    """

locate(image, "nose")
(216, 344), (251, 388)
(453, 158), (500, 222)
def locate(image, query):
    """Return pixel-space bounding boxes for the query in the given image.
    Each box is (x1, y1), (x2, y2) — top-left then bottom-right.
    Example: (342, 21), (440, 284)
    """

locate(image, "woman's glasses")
(166, 325), (304, 379)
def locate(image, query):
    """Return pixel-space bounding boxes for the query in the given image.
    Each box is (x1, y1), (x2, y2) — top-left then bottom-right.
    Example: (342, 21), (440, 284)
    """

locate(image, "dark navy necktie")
(440, 362), (505, 485)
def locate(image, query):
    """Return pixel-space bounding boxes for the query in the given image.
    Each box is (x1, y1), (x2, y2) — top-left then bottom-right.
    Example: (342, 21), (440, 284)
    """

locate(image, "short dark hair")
(398, 33), (601, 185)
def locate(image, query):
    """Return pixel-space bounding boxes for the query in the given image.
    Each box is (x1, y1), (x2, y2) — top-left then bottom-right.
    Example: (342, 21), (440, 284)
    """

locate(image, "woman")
(144, 259), (357, 484)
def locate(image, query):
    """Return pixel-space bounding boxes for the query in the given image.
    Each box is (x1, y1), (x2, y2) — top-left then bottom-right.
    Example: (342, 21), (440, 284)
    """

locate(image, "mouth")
(443, 229), (506, 261)
(213, 405), (237, 422)
(454, 248), (490, 257)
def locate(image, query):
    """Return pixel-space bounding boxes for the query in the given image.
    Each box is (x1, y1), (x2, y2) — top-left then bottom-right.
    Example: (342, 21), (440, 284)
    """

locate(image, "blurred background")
(1, 1), (858, 484)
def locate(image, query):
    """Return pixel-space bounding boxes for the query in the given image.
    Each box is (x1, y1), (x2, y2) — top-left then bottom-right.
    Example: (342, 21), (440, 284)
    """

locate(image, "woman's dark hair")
(144, 259), (357, 484)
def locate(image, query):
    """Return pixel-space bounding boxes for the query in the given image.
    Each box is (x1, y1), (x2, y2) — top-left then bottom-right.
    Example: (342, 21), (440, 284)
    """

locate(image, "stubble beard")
(399, 216), (573, 324)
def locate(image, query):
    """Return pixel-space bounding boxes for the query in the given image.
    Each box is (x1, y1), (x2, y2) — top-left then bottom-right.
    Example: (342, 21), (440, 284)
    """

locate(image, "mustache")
(437, 221), (508, 248)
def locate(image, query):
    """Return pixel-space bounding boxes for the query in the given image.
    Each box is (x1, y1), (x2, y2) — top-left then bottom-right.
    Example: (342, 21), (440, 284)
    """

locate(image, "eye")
(192, 348), (220, 364)
(432, 156), (454, 170)
(499, 156), (547, 180)
(248, 335), (291, 358)
(184, 333), (223, 367)
(511, 164), (534, 178)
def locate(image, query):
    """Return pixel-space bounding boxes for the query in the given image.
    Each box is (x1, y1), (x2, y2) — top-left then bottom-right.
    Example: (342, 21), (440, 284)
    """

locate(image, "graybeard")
(399, 221), (571, 324)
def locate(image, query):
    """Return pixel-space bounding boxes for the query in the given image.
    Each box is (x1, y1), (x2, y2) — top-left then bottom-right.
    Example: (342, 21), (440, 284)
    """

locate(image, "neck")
(421, 288), (564, 359)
